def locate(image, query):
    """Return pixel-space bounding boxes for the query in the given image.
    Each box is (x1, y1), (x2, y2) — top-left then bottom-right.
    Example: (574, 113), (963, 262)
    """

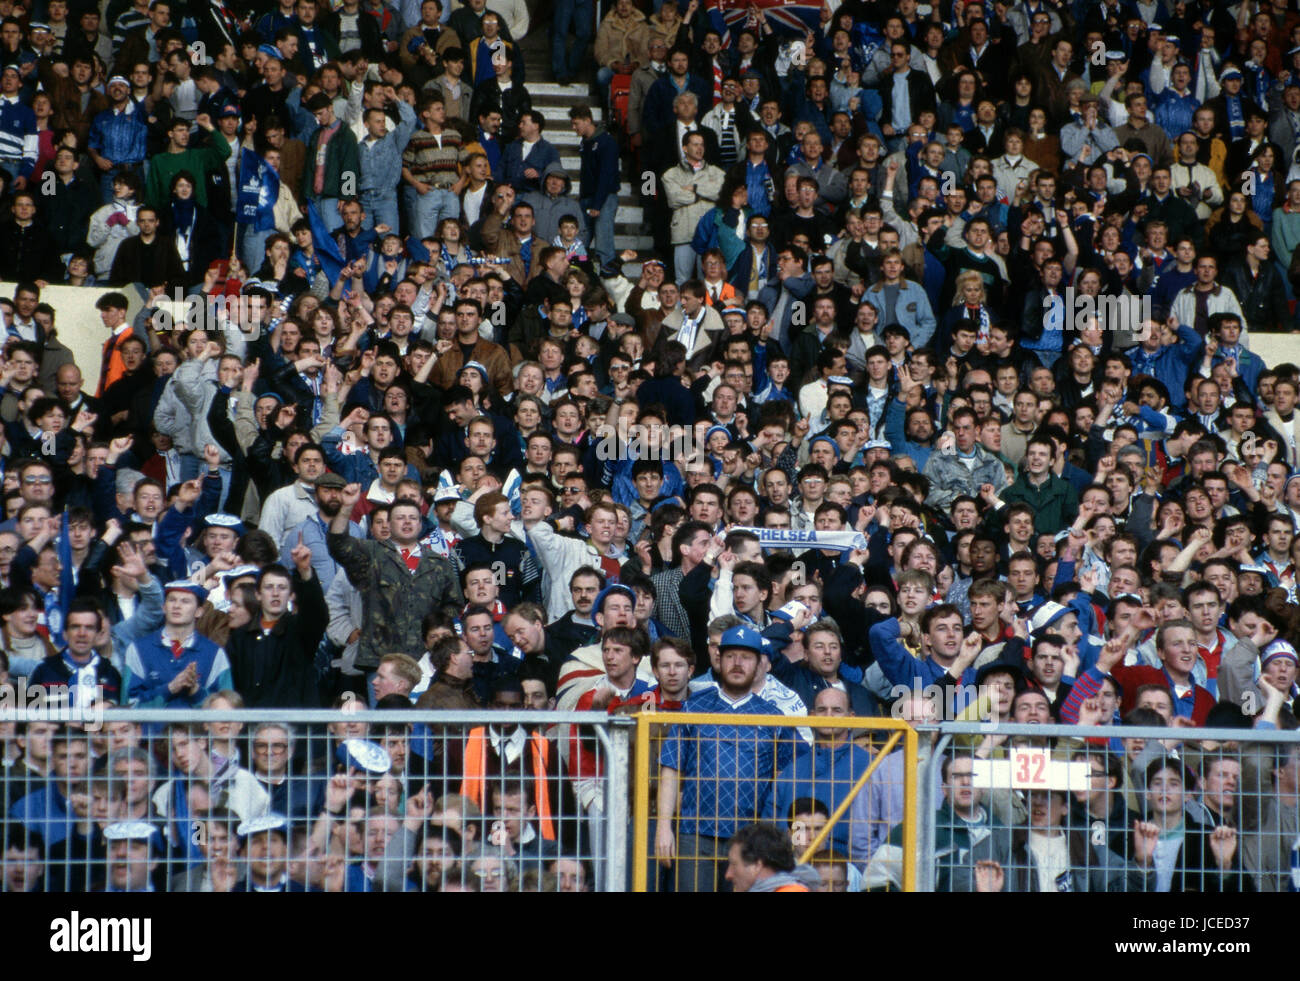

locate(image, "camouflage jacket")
(327, 533), (465, 670)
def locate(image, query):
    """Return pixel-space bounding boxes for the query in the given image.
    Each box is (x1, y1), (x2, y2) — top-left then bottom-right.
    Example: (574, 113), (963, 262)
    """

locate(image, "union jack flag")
(705, 0), (824, 43)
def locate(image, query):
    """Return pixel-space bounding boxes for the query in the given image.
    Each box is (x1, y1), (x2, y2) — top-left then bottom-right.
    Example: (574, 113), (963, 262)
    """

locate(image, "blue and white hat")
(164, 580), (209, 603)
(1029, 601), (1070, 635)
(342, 738), (392, 774)
(199, 512), (245, 536)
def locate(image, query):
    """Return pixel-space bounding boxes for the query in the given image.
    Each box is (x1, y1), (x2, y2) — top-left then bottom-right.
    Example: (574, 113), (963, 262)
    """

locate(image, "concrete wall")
(0, 283), (147, 393)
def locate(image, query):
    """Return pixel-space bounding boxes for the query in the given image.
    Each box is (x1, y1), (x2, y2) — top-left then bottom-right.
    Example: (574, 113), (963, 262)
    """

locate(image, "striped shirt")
(401, 126), (463, 189)
(112, 7), (150, 48)
(0, 96), (36, 176)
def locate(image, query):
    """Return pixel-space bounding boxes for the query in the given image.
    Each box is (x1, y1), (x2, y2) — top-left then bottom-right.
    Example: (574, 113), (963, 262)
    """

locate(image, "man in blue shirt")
(657, 624), (795, 891)
(9, 729), (87, 848)
(760, 687), (873, 856)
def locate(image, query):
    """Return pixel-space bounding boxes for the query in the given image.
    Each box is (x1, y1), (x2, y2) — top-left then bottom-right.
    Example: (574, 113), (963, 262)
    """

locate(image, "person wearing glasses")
(248, 722), (322, 819)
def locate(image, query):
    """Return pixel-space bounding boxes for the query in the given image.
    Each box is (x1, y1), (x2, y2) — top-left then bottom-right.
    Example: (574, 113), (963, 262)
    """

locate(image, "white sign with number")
(970, 749), (1092, 791)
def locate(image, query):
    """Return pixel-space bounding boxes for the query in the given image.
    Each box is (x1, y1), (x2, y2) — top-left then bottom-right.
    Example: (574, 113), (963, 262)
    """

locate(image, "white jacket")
(1168, 159), (1223, 219)
(1170, 284), (1246, 336)
(86, 201), (140, 278)
(527, 520), (607, 622)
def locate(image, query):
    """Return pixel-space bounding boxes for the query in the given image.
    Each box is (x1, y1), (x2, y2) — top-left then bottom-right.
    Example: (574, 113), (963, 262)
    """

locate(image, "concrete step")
(527, 81), (595, 98)
(537, 104), (600, 124)
(615, 234), (654, 249)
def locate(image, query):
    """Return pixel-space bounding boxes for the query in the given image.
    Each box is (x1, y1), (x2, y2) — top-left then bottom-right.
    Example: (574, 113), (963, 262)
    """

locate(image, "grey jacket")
(154, 374), (196, 455)
(520, 162), (577, 243)
(171, 358), (232, 464)
(922, 444), (1009, 510)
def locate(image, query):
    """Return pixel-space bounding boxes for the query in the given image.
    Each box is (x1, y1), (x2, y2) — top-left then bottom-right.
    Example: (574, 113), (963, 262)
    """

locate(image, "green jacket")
(886, 802), (1003, 892)
(302, 122), (360, 202)
(326, 532), (464, 670)
(144, 131), (231, 209)
(999, 471), (1079, 535)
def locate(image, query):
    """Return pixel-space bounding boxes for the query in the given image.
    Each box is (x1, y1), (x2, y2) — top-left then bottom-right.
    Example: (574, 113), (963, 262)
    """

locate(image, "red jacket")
(1111, 663), (1216, 725)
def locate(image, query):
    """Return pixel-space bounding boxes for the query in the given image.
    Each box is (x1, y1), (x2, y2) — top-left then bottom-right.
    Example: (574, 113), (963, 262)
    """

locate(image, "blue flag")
(56, 508), (73, 642)
(236, 147), (279, 233)
(307, 200), (345, 286)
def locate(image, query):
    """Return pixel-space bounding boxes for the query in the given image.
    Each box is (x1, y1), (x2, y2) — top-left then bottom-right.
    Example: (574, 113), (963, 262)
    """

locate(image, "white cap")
(238, 814), (288, 836)
(104, 821), (156, 842)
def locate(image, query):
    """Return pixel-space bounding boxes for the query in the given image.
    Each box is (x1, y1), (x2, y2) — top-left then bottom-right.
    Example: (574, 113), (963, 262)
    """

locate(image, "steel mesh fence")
(0, 709), (626, 894)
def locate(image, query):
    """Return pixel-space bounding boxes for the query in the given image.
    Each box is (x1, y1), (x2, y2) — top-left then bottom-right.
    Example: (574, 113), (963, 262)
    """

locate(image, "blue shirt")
(762, 740), (873, 855)
(279, 514), (364, 592)
(88, 107), (148, 165)
(659, 687), (794, 837)
(890, 71), (911, 133)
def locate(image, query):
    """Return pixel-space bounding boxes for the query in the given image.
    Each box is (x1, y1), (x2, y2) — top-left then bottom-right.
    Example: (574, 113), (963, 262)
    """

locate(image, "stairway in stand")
(516, 26), (654, 273)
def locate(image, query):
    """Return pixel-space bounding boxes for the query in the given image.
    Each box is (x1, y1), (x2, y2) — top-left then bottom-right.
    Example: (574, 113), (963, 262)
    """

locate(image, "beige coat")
(594, 7), (647, 69)
(662, 160), (724, 244)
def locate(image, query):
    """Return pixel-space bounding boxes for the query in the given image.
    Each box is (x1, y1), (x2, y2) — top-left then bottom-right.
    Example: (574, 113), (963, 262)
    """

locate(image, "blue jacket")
(321, 425), (419, 486)
(502, 136), (560, 192)
(9, 784), (72, 846)
(0, 97), (36, 177)
(29, 650), (124, 704)
(870, 617), (978, 709)
(769, 656), (879, 717)
(1127, 324), (1202, 409)
(577, 126), (620, 205)
(1153, 88), (1200, 140)
(862, 278), (937, 349)
(121, 629), (233, 707)
(883, 397), (933, 469)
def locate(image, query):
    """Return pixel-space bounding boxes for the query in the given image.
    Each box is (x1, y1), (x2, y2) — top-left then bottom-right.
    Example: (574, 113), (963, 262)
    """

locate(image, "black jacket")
(224, 569), (328, 708)
(469, 79), (532, 145)
(878, 69), (937, 133)
(43, 175), (100, 259)
(0, 219), (56, 281)
(1224, 257), (1289, 333)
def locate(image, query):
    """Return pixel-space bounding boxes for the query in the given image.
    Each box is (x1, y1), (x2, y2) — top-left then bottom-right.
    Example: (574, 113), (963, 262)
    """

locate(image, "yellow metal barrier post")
(796, 731), (901, 863)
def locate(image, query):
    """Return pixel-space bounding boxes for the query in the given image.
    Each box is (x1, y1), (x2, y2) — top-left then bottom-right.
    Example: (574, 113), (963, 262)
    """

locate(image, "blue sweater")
(577, 127), (620, 205)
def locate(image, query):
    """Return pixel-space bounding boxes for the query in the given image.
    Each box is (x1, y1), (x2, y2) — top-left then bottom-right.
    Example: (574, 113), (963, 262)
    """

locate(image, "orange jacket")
(460, 726), (556, 840)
